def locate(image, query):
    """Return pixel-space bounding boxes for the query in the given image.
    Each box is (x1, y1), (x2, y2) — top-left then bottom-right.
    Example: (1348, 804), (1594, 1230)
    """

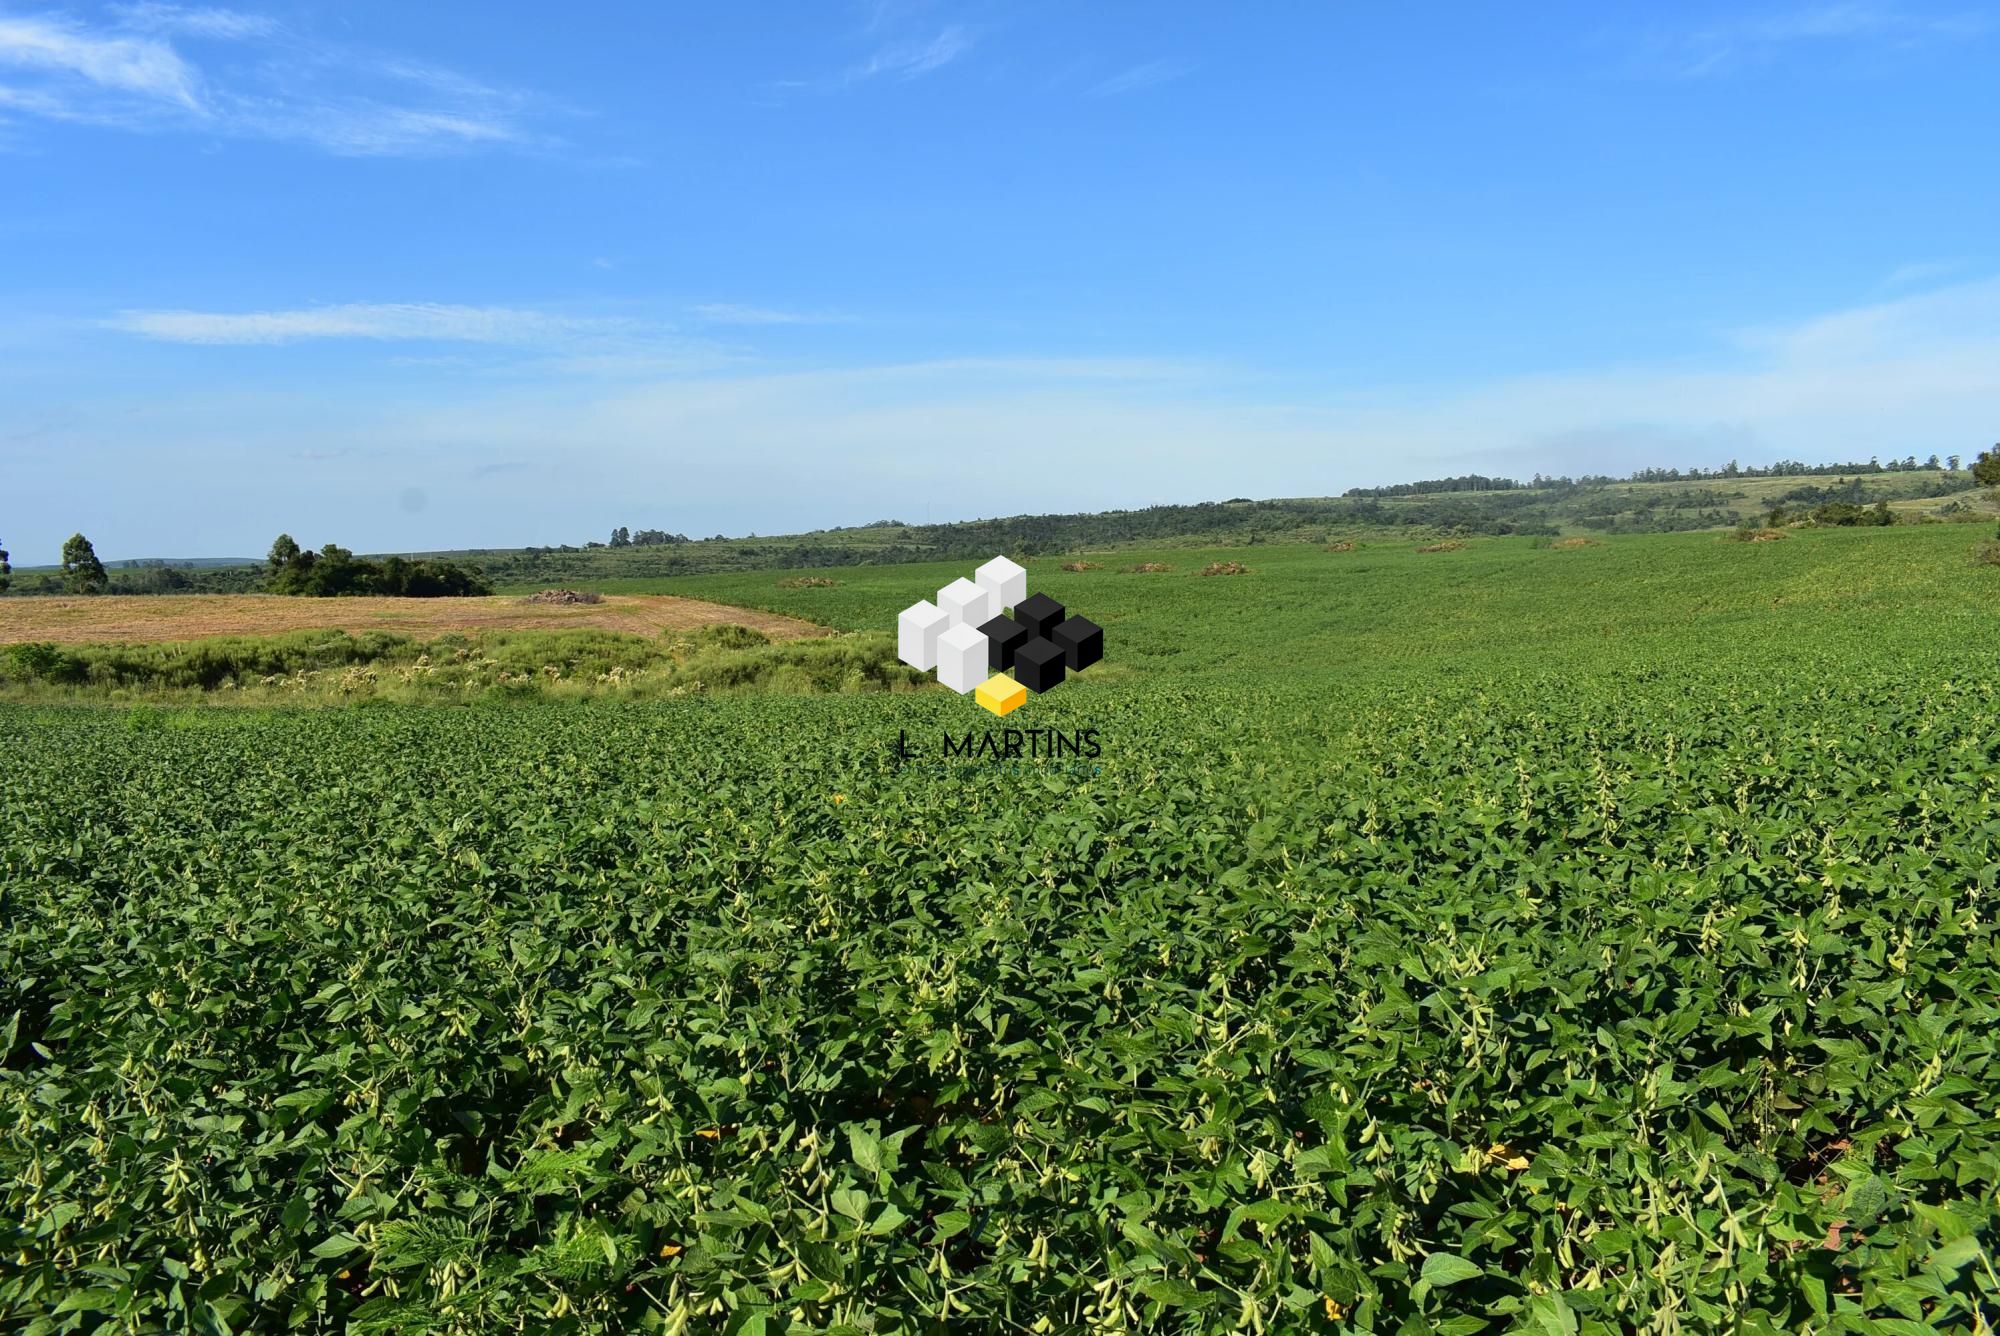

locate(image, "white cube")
(897, 600), (950, 670)
(935, 622), (988, 693)
(937, 577), (993, 629)
(975, 555), (1027, 611)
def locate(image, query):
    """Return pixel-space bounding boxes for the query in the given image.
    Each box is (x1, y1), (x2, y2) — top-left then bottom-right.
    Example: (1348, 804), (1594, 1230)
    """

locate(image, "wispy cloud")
(1881, 259), (1963, 290)
(1085, 59), (1190, 98)
(106, 302), (628, 346)
(0, 13), (203, 110)
(111, 3), (277, 41)
(846, 25), (973, 82)
(690, 302), (850, 327)
(0, 8), (547, 154)
(1637, 3), (1989, 78)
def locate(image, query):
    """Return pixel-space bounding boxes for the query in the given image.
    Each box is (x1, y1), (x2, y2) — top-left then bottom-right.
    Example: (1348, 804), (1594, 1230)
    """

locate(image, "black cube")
(1013, 636), (1067, 693)
(1051, 615), (1103, 671)
(1014, 592), (1066, 640)
(978, 614), (1030, 670)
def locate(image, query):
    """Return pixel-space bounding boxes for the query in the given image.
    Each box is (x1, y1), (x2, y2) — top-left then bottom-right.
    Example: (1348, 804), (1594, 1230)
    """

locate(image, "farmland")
(5, 525), (2000, 1332)
(0, 593), (824, 647)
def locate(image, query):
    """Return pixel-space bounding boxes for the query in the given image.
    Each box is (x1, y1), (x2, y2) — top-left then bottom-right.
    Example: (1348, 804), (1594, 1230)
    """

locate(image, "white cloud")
(261, 102), (525, 155)
(690, 303), (850, 327)
(106, 302), (628, 346)
(0, 9), (544, 154)
(0, 13), (203, 109)
(1086, 59), (1190, 98)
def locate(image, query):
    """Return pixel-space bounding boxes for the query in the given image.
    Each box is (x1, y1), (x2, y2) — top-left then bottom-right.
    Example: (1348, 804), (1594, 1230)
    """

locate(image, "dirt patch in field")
(1416, 541), (1466, 553)
(1325, 541), (1357, 553)
(1198, 561), (1251, 576)
(0, 593), (828, 645)
(1127, 562), (1173, 573)
(1550, 537), (1601, 550)
(1060, 561), (1101, 572)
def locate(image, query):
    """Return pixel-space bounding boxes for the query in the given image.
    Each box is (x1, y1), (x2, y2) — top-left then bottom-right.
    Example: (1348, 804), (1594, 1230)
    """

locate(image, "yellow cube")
(975, 674), (1026, 717)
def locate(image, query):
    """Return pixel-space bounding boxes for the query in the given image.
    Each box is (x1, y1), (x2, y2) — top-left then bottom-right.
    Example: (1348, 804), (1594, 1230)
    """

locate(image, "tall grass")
(0, 624), (925, 705)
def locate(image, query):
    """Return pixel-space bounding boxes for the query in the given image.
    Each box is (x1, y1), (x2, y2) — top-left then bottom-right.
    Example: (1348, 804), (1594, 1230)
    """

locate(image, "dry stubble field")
(0, 593), (827, 645)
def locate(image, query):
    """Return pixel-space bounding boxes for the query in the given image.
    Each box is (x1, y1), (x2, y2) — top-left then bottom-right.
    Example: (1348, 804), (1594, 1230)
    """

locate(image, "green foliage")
(5, 642), (84, 684)
(7, 525), (2000, 1329)
(8, 658), (2000, 1330)
(0, 538), (10, 594)
(268, 535), (492, 597)
(59, 533), (107, 594)
(1809, 501), (1895, 527)
(0, 626), (922, 702)
(1972, 446), (2000, 487)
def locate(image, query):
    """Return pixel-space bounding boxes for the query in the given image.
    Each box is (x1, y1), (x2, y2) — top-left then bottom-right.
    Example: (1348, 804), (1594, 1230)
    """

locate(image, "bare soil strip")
(0, 594), (827, 645)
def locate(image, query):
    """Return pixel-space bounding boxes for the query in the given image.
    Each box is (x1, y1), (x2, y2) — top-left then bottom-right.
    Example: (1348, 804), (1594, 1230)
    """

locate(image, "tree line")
(0, 532), (489, 597)
(265, 535), (491, 597)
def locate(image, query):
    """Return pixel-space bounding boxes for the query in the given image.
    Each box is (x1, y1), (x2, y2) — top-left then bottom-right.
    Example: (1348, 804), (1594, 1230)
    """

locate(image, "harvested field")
(0, 593), (826, 646)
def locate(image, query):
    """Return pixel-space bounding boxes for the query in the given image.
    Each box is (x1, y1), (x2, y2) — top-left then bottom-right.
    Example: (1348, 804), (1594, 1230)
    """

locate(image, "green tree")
(304, 543), (369, 596)
(0, 538), (10, 595)
(1972, 446), (2000, 487)
(267, 533), (318, 593)
(610, 526), (632, 548)
(61, 533), (108, 594)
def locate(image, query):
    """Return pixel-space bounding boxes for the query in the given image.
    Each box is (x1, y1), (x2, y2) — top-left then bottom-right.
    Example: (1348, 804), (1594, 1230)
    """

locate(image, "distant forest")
(1344, 454), (1962, 498)
(4, 454), (1986, 595)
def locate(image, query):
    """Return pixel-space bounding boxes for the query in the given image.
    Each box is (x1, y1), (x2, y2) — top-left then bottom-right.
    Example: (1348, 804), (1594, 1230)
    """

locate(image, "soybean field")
(5, 526), (2000, 1333)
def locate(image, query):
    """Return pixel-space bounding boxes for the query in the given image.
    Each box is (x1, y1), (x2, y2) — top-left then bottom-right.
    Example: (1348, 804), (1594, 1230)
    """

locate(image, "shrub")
(5, 642), (84, 684)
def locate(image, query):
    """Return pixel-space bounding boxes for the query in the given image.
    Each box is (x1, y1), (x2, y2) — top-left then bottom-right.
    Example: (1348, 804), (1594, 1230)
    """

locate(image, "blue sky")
(3, 1), (1997, 562)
